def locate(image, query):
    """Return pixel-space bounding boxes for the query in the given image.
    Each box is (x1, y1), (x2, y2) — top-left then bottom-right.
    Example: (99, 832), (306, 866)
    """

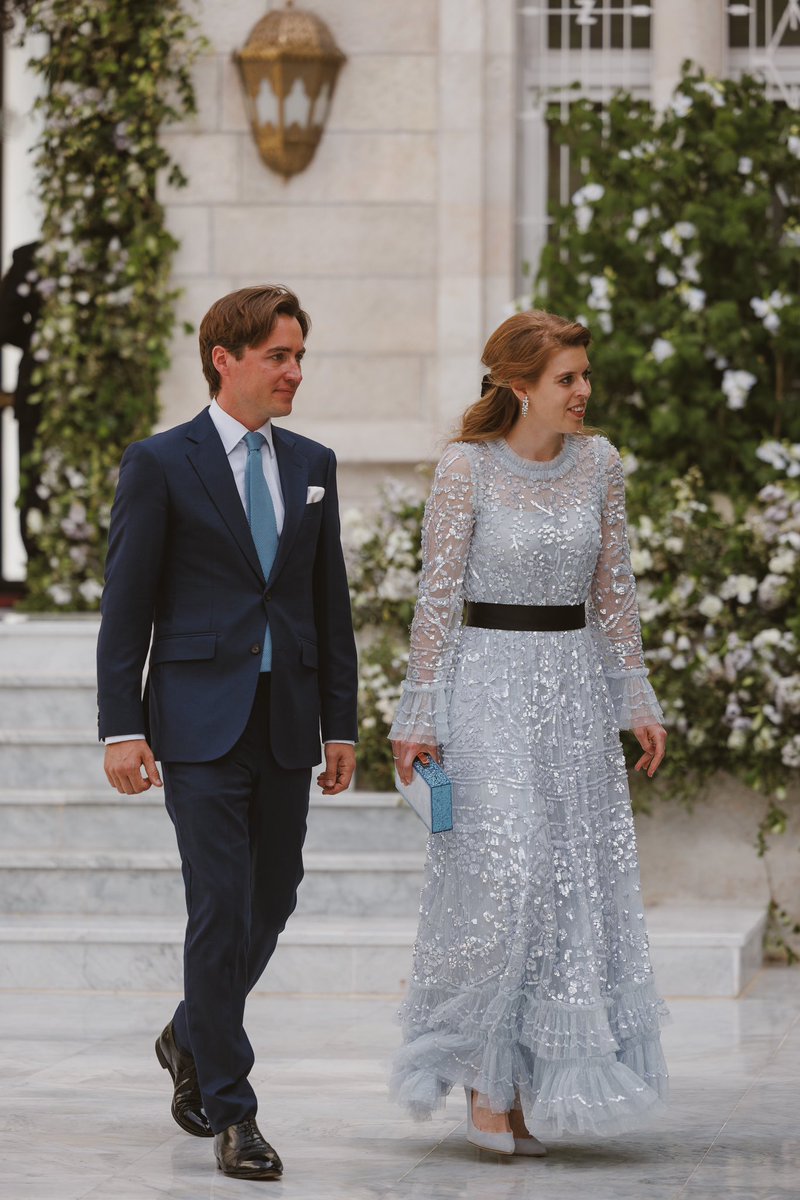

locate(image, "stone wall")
(158, 0), (516, 506)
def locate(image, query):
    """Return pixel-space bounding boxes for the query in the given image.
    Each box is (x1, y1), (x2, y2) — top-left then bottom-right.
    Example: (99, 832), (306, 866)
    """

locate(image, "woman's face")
(515, 346), (592, 432)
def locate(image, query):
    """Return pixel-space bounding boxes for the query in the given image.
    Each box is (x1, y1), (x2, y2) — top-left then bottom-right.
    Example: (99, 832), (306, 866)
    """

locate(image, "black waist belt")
(464, 602), (586, 632)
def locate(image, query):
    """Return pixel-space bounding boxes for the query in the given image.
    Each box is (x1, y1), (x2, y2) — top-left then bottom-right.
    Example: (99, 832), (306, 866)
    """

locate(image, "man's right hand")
(104, 739), (163, 795)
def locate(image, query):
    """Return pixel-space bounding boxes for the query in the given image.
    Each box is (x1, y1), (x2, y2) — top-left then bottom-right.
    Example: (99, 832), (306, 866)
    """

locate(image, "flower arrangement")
(20, 0), (202, 609)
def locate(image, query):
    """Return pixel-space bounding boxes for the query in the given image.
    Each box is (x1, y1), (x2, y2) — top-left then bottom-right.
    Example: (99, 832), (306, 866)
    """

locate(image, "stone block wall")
(157, 0), (516, 504)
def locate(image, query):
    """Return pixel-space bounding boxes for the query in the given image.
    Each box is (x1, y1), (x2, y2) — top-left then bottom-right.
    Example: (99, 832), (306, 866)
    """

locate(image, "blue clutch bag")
(394, 756), (453, 834)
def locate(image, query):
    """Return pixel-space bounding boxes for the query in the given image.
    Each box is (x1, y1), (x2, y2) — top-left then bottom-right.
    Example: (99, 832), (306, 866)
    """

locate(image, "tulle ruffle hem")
(391, 976), (669, 1138)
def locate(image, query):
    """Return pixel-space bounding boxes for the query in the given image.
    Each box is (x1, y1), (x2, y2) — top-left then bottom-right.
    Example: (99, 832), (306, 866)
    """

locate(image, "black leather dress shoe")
(155, 1021), (212, 1138)
(214, 1118), (283, 1180)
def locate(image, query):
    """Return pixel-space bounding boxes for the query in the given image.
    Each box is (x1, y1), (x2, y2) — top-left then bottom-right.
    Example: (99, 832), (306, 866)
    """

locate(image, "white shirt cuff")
(104, 734), (146, 745)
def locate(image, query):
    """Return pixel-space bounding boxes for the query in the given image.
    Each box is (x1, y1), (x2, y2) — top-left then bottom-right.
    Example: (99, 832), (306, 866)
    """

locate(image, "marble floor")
(1, 968), (798, 1200)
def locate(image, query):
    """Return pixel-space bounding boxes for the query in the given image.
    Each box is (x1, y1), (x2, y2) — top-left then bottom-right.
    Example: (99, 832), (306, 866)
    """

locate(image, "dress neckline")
(490, 434), (580, 479)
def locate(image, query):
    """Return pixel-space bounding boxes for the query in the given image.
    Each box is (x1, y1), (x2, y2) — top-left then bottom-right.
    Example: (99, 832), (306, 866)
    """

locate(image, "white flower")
(695, 80), (725, 108)
(596, 311), (613, 334)
(48, 584), (72, 606)
(572, 183), (604, 205)
(680, 253), (701, 283)
(769, 548), (796, 575)
(664, 536), (684, 554)
(575, 204), (593, 234)
(753, 627), (782, 650)
(781, 735), (800, 769)
(787, 134), (800, 159)
(757, 574), (787, 610)
(751, 290), (791, 334)
(660, 228), (683, 254)
(587, 275), (612, 311)
(632, 207), (651, 229)
(78, 579), (103, 604)
(620, 450), (639, 476)
(756, 440), (800, 476)
(675, 221), (697, 240)
(687, 727), (707, 747)
(738, 156), (753, 175)
(727, 728), (748, 750)
(651, 337), (675, 363)
(681, 286), (706, 312)
(26, 509), (44, 534)
(670, 93), (694, 118)
(721, 369), (757, 411)
(719, 574), (758, 603)
(657, 266), (677, 288)
(377, 567), (418, 603)
(698, 595), (723, 620)
(763, 703), (783, 726)
(630, 548), (653, 574)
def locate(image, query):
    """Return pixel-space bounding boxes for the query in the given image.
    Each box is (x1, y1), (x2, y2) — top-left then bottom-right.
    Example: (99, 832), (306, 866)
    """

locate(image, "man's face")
(214, 314), (305, 429)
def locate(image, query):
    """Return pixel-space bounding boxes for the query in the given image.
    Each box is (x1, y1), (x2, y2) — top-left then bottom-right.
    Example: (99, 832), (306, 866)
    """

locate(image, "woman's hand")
(632, 724), (667, 777)
(391, 739), (441, 786)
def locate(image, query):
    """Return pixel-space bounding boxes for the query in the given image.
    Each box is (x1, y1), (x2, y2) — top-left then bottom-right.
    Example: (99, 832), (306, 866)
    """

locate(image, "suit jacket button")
(250, 644), (261, 655)
(264, 591), (272, 601)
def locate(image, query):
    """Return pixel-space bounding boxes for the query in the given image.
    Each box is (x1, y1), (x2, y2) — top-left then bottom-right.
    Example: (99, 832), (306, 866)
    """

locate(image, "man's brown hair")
(199, 285), (311, 398)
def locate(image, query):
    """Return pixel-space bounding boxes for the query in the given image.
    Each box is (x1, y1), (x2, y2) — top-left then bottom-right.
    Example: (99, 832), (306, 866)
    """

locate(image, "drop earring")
(521, 394), (529, 418)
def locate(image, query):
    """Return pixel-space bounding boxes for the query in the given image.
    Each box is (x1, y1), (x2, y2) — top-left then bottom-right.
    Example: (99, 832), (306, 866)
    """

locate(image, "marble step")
(0, 729), (106, 788)
(0, 673), (97, 728)
(0, 616), (99, 671)
(0, 848), (426, 917)
(0, 906), (768, 997)
(0, 789), (428, 853)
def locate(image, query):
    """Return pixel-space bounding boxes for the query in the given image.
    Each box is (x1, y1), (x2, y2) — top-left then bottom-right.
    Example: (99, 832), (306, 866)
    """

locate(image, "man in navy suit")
(97, 285), (358, 1181)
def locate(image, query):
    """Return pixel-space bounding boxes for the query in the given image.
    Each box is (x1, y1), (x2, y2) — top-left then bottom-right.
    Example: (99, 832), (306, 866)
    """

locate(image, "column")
(652, 0), (726, 109)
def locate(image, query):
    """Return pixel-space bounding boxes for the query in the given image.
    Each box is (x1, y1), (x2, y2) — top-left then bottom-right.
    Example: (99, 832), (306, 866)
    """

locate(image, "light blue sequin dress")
(389, 433), (669, 1137)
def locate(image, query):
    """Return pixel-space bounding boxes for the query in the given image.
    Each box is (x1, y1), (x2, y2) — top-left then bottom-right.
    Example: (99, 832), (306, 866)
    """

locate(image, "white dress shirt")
(207, 398), (285, 533)
(106, 401), (353, 749)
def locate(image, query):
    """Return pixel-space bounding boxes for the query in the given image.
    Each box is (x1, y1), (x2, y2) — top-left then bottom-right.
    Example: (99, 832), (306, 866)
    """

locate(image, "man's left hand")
(317, 743), (357, 795)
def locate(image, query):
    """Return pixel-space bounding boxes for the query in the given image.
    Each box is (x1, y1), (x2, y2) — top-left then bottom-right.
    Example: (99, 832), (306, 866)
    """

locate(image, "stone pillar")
(435, 0), (487, 433)
(651, 0), (726, 109)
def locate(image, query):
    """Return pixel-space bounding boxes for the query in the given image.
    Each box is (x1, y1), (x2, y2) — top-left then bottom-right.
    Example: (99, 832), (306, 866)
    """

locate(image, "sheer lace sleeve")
(587, 442), (664, 730)
(389, 444), (475, 746)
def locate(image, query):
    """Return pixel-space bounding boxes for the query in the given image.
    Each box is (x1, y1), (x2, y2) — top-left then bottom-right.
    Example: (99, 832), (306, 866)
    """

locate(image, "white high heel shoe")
(464, 1088), (515, 1155)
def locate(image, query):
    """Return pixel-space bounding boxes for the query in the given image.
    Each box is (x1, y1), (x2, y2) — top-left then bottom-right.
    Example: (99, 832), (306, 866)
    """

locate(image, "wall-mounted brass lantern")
(234, 1), (346, 180)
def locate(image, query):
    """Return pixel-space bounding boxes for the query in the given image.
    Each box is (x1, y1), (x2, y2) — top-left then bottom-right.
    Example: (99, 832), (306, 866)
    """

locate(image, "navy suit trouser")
(162, 676), (311, 1134)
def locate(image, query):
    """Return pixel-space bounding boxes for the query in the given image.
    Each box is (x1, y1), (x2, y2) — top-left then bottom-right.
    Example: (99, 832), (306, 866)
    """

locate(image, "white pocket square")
(306, 486), (325, 504)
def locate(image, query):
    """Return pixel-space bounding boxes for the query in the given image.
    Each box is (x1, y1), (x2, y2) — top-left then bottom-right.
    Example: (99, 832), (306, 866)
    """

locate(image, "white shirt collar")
(209, 398), (275, 457)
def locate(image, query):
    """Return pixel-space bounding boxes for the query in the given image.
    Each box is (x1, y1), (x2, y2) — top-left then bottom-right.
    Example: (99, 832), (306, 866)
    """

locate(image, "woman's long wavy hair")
(456, 310), (594, 444)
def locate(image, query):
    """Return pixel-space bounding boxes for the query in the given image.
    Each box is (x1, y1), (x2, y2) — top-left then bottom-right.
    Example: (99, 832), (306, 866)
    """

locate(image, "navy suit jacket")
(96, 408), (358, 768)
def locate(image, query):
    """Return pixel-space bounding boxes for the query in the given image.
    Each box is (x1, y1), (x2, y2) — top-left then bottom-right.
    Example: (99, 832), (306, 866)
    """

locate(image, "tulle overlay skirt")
(390, 627), (670, 1138)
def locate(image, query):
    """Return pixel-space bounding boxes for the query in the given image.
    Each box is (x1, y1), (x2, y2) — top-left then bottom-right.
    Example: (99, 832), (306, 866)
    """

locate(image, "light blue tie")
(244, 431), (279, 672)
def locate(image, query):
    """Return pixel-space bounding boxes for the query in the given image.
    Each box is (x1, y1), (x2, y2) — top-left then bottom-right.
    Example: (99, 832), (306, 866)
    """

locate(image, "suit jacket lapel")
(270, 426), (308, 586)
(184, 409), (265, 584)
